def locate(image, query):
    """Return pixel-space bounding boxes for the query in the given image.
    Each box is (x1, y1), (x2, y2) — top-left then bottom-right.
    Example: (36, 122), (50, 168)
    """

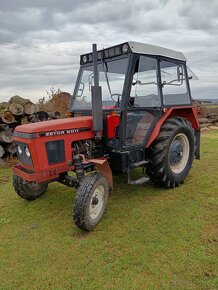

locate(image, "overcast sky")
(0, 0), (217, 102)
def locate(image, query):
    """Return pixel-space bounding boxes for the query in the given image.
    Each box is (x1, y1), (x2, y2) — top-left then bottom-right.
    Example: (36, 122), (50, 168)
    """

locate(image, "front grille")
(15, 142), (33, 167)
(45, 140), (65, 165)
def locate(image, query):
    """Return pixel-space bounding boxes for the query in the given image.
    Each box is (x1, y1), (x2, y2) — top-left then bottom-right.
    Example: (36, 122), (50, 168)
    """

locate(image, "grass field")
(0, 131), (218, 290)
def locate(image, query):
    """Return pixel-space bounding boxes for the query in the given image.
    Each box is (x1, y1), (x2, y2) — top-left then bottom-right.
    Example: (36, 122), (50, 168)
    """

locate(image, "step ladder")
(127, 160), (150, 185)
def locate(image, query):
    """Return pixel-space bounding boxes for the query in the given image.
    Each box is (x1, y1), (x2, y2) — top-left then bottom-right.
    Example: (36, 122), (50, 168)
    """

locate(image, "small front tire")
(13, 175), (48, 201)
(73, 174), (109, 231)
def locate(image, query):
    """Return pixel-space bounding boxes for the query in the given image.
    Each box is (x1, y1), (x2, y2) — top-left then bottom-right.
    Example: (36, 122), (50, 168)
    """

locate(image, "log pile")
(198, 107), (218, 129)
(0, 95), (37, 164)
(0, 95), (62, 165)
(0, 121), (15, 165)
(1, 96), (36, 125)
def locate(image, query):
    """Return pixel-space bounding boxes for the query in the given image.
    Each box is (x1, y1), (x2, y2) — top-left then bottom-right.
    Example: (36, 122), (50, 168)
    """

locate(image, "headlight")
(17, 145), (22, 155)
(25, 147), (31, 158)
(122, 44), (129, 53)
(82, 55), (87, 63)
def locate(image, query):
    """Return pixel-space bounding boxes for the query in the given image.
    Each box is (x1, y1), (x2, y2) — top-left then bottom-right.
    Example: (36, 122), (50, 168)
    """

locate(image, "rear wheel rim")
(89, 185), (105, 220)
(169, 133), (190, 174)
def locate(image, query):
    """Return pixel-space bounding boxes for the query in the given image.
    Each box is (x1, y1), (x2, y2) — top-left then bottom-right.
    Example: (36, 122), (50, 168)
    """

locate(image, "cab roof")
(80, 41), (187, 65)
(127, 41), (187, 62)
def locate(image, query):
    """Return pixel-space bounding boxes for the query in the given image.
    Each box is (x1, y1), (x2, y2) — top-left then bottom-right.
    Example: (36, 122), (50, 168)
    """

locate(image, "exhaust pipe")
(91, 44), (103, 138)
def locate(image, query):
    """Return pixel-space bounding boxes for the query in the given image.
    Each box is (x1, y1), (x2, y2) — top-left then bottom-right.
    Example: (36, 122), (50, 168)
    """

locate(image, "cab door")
(125, 55), (161, 146)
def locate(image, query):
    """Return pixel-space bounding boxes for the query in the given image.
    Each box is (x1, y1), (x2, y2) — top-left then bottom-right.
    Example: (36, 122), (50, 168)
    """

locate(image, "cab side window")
(160, 60), (191, 105)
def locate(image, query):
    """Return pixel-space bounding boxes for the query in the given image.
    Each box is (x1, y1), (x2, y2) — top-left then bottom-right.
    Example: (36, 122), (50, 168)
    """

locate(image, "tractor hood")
(15, 116), (93, 134)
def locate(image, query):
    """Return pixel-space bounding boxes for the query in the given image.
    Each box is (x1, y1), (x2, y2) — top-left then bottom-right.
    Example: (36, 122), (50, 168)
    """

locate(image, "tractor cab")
(70, 42), (192, 150)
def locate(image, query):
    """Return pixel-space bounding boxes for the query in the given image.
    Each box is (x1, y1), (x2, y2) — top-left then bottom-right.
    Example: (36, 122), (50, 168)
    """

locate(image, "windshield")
(72, 57), (128, 109)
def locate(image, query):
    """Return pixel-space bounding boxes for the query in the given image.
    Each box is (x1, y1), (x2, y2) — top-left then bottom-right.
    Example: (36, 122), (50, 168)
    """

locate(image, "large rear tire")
(13, 175), (48, 201)
(146, 117), (195, 188)
(73, 174), (109, 231)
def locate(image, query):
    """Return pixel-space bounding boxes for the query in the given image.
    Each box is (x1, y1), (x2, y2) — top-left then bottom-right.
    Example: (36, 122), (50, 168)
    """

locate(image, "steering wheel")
(111, 93), (122, 105)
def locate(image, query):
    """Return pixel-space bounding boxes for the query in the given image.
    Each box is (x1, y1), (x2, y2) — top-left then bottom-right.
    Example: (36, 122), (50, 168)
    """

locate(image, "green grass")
(202, 104), (218, 109)
(0, 131), (218, 290)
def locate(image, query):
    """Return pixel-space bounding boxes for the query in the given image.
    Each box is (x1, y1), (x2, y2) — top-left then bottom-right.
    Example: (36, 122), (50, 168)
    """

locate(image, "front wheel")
(73, 174), (109, 231)
(146, 117), (195, 188)
(13, 175), (48, 200)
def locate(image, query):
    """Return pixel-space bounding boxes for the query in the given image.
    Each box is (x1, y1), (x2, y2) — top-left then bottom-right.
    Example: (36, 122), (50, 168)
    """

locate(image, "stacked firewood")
(0, 123), (16, 165)
(2, 95), (36, 124)
(0, 96), (37, 164)
(198, 107), (218, 128)
(0, 95), (61, 165)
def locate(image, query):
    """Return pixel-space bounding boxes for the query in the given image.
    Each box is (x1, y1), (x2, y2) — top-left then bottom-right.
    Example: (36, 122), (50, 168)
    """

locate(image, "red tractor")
(12, 42), (200, 231)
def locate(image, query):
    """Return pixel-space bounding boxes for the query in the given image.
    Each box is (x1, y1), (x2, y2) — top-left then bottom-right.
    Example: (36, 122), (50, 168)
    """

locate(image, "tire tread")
(146, 117), (195, 188)
(13, 175), (47, 201)
(73, 173), (108, 231)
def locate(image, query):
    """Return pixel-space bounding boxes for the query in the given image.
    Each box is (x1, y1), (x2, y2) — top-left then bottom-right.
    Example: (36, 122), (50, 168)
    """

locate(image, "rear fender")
(146, 106), (200, 148)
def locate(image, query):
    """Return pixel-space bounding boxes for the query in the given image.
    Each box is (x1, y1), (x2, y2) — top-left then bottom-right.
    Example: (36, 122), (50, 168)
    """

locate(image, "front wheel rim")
(89, 185), (105, 220)
(169, 133), (190, 174)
